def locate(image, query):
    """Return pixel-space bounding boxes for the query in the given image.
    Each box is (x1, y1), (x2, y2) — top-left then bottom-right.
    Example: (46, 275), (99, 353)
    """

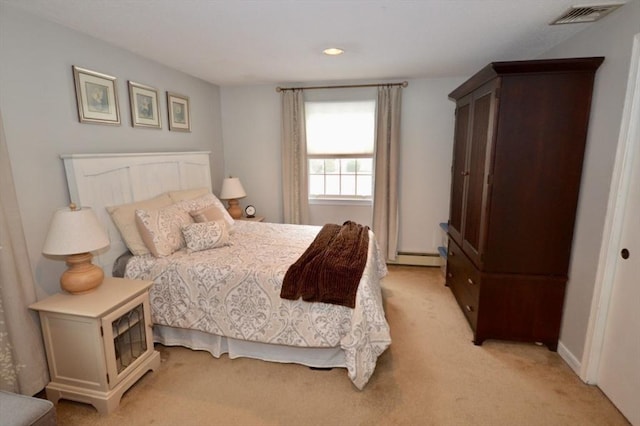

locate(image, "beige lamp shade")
(219, 177), (247, 200)
(219, 177), (247, 219)
(43, 205), (109, 255)
(43, 204), (110, 294)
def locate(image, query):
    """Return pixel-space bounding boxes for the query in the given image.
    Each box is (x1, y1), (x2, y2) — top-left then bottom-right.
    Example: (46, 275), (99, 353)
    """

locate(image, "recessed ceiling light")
(323, 47), (344, 56)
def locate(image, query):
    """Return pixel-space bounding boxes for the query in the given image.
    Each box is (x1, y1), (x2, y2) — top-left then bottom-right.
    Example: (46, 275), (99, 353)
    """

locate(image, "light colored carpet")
(53, 265), (629, 425)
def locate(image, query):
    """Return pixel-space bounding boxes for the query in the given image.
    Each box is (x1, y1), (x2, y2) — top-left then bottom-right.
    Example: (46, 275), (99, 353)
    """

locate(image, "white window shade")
(305, 101), (376, 155)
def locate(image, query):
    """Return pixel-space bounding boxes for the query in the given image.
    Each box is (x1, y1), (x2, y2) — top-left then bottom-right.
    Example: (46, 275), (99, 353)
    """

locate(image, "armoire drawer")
(446, 239), (480, 329)
(453, 277), (478, 330)
(447, 239), (481, 298)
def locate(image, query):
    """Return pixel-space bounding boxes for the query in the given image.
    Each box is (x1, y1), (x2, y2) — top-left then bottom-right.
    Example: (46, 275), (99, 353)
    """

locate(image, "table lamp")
(219, 177), (247, 219)
(42, 204), (110, 294)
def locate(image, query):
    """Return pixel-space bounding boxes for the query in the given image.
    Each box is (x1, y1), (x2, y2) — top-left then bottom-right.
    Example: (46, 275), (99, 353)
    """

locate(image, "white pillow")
(106, 193), (173, 256)
(182, 220), (230, 252)
(135, 204), (193, 257)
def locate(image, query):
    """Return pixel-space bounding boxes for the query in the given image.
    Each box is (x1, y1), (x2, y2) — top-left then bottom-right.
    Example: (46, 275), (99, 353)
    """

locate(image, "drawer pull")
(467, 278), (475, 285)
(447, 273), (453, 278)
(465, 305), (474, 313)
(448, 251), (454, 257)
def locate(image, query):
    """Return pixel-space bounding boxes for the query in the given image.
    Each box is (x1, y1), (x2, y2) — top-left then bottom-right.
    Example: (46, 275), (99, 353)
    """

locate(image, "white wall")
(221, 77), (462, 254)
(0, 4), (224, 297)
(539, 0), (640, 362)
(220, 85), (283, 222)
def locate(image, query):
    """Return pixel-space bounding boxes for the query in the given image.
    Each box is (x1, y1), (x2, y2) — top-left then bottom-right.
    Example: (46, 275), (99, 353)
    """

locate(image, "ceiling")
(1, 0), (627, 86)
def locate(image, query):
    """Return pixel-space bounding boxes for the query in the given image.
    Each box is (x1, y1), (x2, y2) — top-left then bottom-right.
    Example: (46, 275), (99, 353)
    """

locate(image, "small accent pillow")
(175, 193), (235, 229)
(190, 205), (225, 223)
(135, 204), (193, 257)
(107, 193), (174, 256)
(182, 220), (230, 252)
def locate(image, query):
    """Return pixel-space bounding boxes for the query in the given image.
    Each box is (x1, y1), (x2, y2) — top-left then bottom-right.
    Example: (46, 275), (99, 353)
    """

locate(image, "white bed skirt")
(154, 325), (347, 369)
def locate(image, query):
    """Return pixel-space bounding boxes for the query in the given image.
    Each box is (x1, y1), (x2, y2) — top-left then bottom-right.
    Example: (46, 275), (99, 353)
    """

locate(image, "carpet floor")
(53, 265), (629, 425)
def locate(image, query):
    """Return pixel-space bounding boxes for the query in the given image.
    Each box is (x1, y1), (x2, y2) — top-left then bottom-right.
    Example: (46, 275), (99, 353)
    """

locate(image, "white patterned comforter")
(124, 221), (391, 389)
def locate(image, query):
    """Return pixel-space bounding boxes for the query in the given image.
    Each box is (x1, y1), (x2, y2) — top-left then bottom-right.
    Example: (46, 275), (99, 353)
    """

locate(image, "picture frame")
(72, 66), (120, 125)
(128, 81), (161, 129)
(167, 92), (191, 132)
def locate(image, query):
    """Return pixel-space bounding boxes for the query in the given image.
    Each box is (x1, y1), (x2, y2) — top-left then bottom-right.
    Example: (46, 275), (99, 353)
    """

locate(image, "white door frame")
(581, 32), (640, 384)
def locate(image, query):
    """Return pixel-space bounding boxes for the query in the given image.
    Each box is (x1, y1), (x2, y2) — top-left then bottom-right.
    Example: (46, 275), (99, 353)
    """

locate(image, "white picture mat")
(77, 72), (119, 121)
(129, 82), (161, 128)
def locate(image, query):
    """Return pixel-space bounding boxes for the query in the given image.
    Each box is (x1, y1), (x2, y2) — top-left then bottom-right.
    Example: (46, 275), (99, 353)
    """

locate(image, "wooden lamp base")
(226, 198), (242, 219)
(61, 252), (104, 294)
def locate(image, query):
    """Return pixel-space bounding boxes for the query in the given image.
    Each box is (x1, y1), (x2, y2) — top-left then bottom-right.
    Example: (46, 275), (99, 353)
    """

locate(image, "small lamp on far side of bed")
(42, 204), (109, 295)
(219, 177), (247, 219)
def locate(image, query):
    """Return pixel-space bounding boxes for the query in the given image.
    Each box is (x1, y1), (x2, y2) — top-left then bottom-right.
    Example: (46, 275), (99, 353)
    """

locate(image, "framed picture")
(72, 66), (120, 125)
(167, 92), (191, 132)
(128, 81), (161, 129)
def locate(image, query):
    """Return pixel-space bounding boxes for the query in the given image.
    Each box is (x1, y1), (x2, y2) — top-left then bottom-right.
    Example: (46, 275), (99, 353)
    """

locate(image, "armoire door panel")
(462, 85), (497, 267)
(448, 96), (472, 247)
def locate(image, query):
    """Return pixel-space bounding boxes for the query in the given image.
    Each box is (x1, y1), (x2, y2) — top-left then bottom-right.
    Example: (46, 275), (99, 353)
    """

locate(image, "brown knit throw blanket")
(280, 221), (370, 309)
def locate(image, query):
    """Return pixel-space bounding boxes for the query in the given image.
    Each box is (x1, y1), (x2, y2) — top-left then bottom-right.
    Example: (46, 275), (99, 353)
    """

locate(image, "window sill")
(309, 198), (372, 207)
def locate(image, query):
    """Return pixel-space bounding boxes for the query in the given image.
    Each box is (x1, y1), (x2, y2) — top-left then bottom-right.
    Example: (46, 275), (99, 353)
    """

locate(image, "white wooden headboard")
(62, 151), (212, 274)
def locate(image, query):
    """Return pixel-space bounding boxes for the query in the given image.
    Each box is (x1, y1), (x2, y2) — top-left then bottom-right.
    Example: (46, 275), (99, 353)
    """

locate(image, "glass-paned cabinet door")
(101, 292), (154, 388)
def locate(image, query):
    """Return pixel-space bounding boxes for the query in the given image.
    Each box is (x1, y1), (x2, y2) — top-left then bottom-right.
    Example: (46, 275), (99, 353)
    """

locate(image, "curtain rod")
(275, 81), (408, 92)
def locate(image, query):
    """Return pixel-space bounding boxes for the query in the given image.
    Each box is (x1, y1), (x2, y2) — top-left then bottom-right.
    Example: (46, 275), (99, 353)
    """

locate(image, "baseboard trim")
(557, 341), (583, 379)
(387, 253), (442, 267)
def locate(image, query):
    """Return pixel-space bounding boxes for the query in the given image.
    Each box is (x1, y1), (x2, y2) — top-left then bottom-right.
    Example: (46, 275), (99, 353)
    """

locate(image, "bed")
(62, 151), (391, 389)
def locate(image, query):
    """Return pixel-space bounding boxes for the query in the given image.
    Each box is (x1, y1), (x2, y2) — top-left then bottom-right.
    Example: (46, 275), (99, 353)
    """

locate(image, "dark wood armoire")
(445, 57), (604, 350)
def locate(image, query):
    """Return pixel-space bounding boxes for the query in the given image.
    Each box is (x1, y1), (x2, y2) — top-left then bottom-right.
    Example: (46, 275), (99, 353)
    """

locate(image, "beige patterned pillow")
(135, 204), (193, 257)
(190, 205), (225, 223)
(168, 187), (210, 203)
(175, 193), (235, 228)
(182, 220), (230, 252)
(107, 193), (173, 256)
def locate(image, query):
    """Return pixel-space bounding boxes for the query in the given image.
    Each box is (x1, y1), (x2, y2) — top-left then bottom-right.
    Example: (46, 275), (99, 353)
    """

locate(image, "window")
(305, 100), (376, 200)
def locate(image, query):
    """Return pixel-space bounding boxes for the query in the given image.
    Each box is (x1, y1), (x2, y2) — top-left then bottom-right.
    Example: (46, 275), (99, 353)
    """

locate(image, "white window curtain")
(281, 89), (310, 224)
(372, 85), (403, 261)
(0, 110), (49, 394)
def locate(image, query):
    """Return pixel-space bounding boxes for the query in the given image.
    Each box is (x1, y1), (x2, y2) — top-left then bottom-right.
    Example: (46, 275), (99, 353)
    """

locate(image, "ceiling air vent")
(550, 3), (624, 25)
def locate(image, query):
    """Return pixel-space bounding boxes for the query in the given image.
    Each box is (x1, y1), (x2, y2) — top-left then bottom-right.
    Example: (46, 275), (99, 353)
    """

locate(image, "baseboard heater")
(387, 252), (441, 267)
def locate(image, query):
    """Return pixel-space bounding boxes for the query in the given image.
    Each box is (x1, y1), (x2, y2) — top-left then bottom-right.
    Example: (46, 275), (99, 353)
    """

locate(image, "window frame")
(308, 154), (374, 201)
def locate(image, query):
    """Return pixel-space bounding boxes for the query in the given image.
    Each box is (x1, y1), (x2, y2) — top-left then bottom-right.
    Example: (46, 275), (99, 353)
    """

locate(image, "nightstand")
(238, 216), (265, 222)
(29, 277), (161, 415)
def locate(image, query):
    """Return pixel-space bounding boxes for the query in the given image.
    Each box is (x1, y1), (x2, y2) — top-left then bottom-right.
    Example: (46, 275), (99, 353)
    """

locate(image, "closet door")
(462, 81), (498, 268)
(597, 137), (640, 425)
(595, 42), (640, 423)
